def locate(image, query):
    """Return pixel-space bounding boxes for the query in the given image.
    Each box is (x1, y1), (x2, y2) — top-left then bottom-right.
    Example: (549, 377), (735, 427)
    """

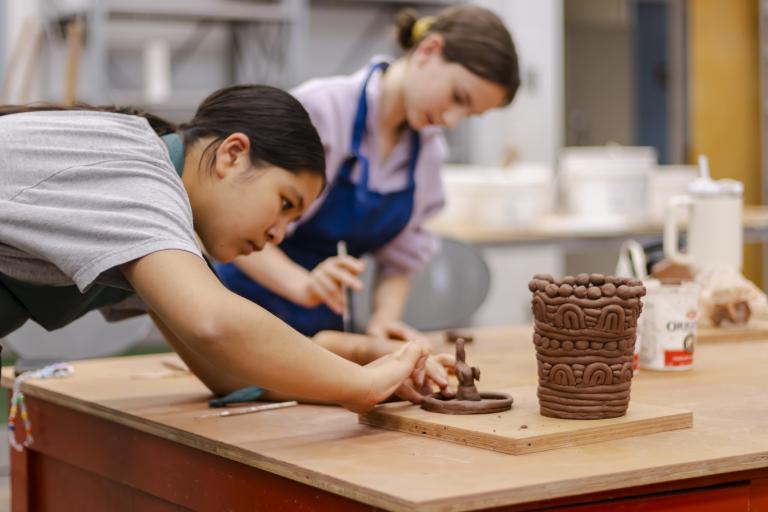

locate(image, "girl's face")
(403, 34), (508, 130)
(192, 134), (324, 263)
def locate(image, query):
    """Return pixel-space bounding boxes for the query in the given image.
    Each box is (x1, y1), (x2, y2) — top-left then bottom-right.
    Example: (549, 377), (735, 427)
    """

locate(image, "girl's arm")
(309, 330), (453, 377)
(233, 244), (364, 315)
(148, 310), (247, 394)
(368, 273), (409, 328)
(367, 273), (429, 342)
(313, 330), (415, 364)
(312, 330), (452, 403)
(121, 249), (426, 413)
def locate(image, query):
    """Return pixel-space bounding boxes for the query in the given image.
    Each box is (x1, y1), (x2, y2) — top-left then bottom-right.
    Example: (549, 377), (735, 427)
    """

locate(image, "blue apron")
(215, 62), (421, 336)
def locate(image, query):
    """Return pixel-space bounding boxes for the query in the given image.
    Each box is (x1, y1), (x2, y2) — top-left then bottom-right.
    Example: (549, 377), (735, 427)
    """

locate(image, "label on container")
(639, 281), (699, 371)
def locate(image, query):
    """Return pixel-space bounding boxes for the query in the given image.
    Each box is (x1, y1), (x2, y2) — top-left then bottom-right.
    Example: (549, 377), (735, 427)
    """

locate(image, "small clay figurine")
(421, 339), (513, 415)
(454, 339), (481, 401)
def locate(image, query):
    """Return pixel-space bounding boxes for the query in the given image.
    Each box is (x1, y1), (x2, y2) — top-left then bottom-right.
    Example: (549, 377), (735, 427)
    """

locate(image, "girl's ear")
(413, 33), (445, 64)
(212, 132), (251, 179)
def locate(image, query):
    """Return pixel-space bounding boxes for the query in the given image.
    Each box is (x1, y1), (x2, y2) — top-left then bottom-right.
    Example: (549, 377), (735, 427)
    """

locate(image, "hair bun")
(395, 8), (418, 50)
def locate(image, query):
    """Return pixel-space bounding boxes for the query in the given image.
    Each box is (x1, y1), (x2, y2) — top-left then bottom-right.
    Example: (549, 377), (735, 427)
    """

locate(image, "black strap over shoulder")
(0, 279), (30, 337)
(0, 272), (133, 336)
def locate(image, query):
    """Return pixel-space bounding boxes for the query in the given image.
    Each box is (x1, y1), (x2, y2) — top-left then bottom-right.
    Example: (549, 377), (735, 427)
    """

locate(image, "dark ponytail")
(180, 85), (325, 182)
(0, 84), (326, 183)
(395, 9), (419, 51)
(394, 5), (521, 105)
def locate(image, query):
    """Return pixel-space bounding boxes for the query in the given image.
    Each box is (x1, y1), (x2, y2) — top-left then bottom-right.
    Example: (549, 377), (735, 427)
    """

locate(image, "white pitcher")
(663, 156), (743, 272)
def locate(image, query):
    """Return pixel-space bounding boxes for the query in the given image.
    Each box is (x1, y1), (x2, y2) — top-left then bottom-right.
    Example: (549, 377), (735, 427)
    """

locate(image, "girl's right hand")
(392, 353), (453, 403)
(301, 255), (365, 313)
(342, 341), (428, 413)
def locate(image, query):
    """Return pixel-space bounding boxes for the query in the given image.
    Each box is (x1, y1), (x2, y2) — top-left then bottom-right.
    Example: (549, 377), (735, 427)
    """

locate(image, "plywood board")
(359, 386), (692, 455)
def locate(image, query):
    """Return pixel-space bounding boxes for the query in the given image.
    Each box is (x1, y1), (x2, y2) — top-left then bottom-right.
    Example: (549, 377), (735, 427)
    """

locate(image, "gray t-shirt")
(0, 110), (202, 297)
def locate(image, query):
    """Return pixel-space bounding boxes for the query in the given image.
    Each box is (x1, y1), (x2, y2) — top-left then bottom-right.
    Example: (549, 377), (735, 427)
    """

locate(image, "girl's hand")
(366, 320), (455, 402)
(367, 319), (430, 346)
(393, 353), (454, 403)
(432, 353), (457, 375)
(301, 255), (365, 313)
(342, 341), (428, 413)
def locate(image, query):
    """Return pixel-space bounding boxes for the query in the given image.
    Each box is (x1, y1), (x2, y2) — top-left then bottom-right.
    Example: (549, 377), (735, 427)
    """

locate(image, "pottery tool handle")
(336, 240), (353, 332)
(196, 400), (298, 419)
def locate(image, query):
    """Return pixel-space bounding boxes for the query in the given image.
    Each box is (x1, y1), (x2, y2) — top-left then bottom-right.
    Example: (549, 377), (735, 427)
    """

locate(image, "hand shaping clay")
(421, 339), (513, 415)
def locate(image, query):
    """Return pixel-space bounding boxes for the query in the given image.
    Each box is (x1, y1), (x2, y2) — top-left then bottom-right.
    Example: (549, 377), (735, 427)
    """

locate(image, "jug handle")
(664, 194), (693, 264)
(616, 239), (648, 280)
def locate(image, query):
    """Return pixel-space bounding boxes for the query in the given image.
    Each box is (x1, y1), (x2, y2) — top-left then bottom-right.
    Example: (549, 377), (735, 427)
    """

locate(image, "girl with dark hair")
(0, 85), (434, 413)
(216, 6), (520, 341)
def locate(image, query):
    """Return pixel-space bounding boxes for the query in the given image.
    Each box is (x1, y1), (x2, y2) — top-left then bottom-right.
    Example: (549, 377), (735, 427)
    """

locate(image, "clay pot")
(528, 273), (646, 419)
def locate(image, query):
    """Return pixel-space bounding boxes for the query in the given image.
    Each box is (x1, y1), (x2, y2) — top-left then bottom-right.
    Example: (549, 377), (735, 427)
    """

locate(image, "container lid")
(688, 177), (743, 197)
(688, 155), (744, 197)
(559, 145), (656, 179)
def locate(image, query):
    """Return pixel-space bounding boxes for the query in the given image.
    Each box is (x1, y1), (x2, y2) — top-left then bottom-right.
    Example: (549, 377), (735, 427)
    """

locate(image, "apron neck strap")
(350, 61), (389, 155)
(407, 130), (420, 186)
(346, 61), (421, 194)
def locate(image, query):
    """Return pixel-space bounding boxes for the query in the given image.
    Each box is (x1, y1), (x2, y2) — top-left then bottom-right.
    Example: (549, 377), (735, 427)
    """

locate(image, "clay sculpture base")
(422, 338), (511, 415)
(421, 391), (513, 415)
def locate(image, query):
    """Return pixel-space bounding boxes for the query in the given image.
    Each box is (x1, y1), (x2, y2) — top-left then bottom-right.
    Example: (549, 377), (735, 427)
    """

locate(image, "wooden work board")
(359, 386), (693, 455)
(698, 319), (768, 343)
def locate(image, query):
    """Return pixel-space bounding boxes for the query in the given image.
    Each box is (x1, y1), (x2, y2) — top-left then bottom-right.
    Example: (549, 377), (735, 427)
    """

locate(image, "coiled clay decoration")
(529, 273), (646, 419)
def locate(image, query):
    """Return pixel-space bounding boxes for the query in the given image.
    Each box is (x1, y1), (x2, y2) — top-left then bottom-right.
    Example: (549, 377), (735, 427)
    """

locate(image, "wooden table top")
(4, 326), (768, 512)
(428, 205), (768, 246)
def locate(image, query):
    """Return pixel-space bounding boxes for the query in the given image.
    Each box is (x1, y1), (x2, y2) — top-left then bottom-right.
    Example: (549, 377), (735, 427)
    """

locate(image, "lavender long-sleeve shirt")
(289, 57), (447, 277)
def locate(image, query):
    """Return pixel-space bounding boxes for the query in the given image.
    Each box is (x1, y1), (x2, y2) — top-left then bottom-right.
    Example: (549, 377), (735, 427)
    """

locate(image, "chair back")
(353, 237), (490, 331)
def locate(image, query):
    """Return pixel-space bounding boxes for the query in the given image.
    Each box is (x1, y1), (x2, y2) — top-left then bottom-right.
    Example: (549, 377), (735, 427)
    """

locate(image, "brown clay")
(710, 300), (751, 326)
(445, 329), (475, 344)
(650, 259), (694, 284)
(421, 339), (513, 415)
(529, 274), (646, 420)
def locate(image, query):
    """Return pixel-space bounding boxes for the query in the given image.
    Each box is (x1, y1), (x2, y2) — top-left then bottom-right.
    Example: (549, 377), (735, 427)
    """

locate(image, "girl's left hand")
(367, 319), (429, 345)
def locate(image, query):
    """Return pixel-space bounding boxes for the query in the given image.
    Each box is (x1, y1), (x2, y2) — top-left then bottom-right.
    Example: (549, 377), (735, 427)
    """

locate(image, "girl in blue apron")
(215, 5), (521, 338)
(0, 85), (432, 413)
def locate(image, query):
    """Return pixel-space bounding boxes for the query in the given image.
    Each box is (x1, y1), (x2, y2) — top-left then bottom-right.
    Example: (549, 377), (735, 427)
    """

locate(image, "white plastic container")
(559, 146), (656, 219)
(440, 164), (554, 227)
(639, 280), (699, 371)
(647, 165), (697, 222)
